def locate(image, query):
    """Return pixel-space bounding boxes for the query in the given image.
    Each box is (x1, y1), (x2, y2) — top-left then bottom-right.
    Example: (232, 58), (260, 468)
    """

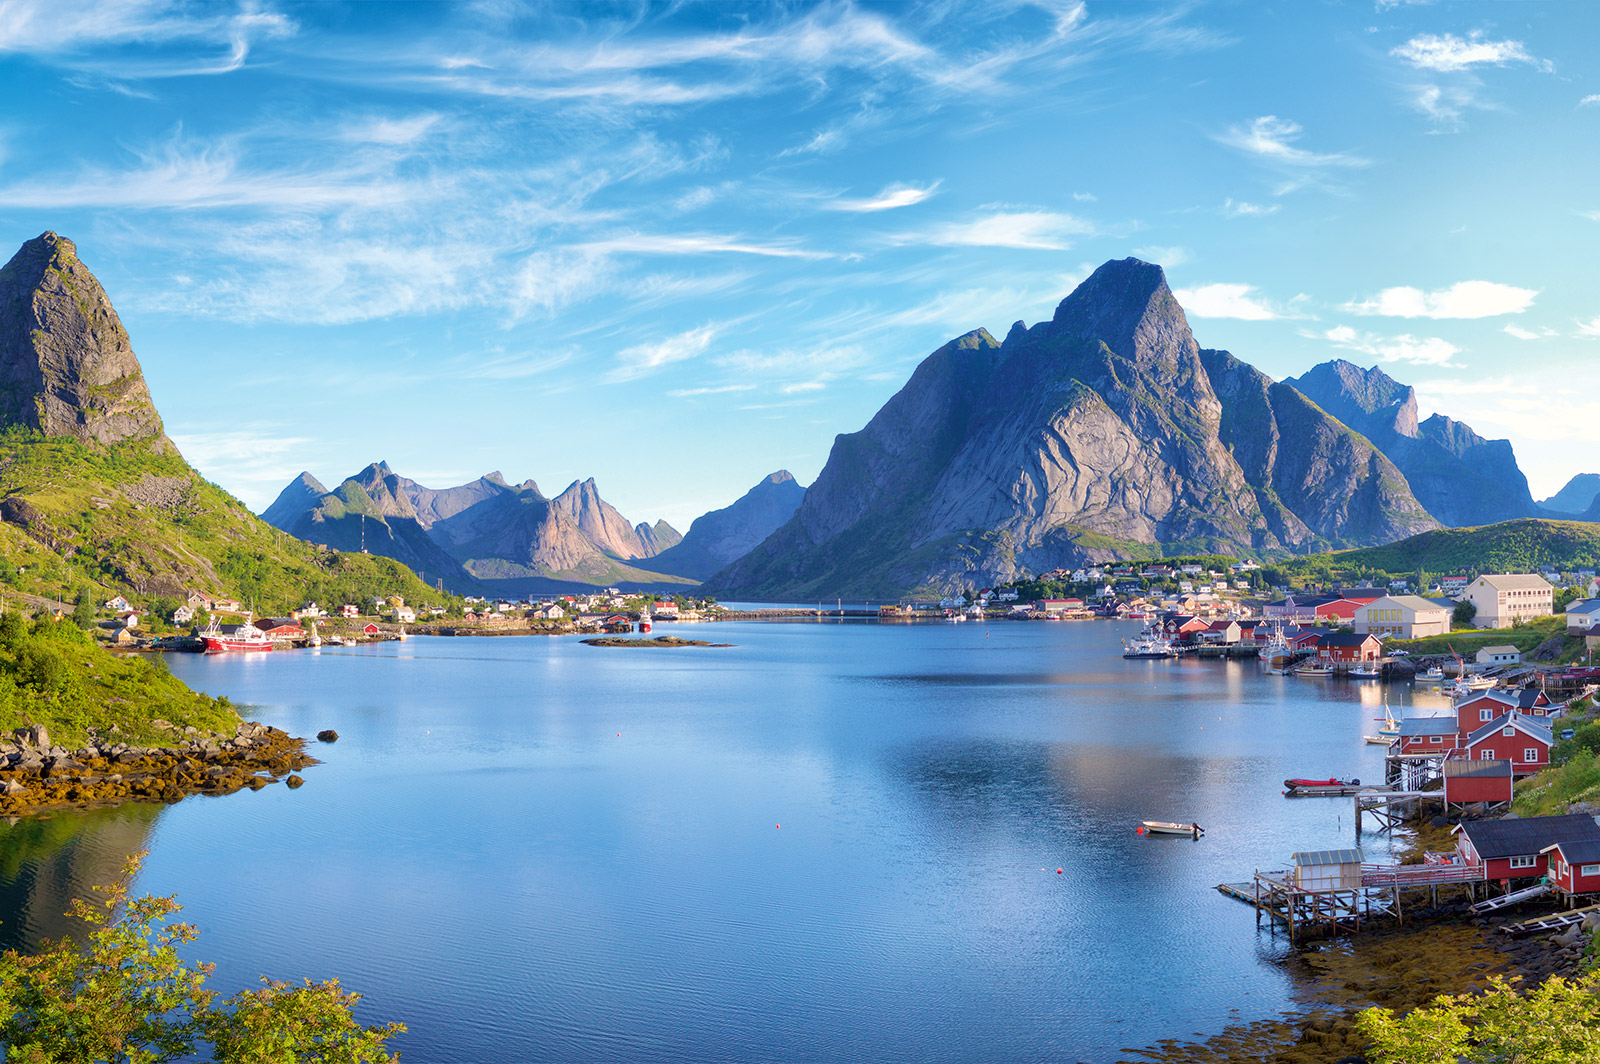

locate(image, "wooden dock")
(1219, 862), (1485, 942)
(1500, 901), (1600, 938)
(1355, 789), (1441, 834)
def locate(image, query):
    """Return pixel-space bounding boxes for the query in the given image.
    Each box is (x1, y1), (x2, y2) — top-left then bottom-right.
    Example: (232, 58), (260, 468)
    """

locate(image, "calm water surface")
(0, 621), (1451, 1062)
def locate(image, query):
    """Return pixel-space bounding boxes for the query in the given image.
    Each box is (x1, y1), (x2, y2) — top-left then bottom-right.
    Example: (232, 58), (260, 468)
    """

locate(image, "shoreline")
(0, 721), (318, 818)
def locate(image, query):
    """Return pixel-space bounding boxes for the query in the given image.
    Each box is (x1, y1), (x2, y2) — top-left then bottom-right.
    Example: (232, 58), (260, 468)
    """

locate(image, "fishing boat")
(1258, 623), (1294, 672)
(1122, 629), (1173, 659)
(200, 614), (272, 653)
(1418, 665), (1444, 682)
(1294, 663), (1333, 677)
(1138, 820), (1203, 839)
(1349, 663), (1382, 679)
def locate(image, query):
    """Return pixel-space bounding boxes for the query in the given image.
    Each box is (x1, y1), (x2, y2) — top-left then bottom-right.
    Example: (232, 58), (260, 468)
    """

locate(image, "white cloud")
(824, 181), (941, 212)
(1222, 197), (1279, 217)
(1321, 325), (1459, 366)
(608, 323), (722, 382)
(1172, 283), (1278, 320)
(1391, 33), (1548, 73)
(1502, 323), (1555, 341)
(340, 113), (442, 145)
(913, 210), (1095, 250)
(1582, 95), (1600, 108)
(1072, 191), (1097, 202)
(666, 384), (755, 398)
(1215, 115), (1368, 168)
(580, 233), (831, 260)
(1132, 245), (1189, 267)
(1579, 210), (1600, 222)
(1343, 280), (1537, 319)
(1578, 317), (1600, 338)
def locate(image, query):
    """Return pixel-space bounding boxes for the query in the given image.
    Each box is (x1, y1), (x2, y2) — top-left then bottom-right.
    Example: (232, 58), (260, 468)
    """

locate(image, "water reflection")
(0, 804), (162, 952)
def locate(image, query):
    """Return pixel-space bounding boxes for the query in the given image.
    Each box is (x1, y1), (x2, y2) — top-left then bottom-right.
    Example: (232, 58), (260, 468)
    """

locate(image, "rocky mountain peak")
(0, 231), (168, 448)
(1049, 258), (1191, 363)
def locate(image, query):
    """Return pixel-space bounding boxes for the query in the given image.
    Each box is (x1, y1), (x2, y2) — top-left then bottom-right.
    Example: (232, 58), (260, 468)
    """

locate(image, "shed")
(1442, 759), (1514, 807)
(1541, 839), (1600, 897)
(1477, 645), (1523, 666)
(1455, 813), (1600, 881)
(362, 623), (380, 636)
(1290, 848), (1364, 891)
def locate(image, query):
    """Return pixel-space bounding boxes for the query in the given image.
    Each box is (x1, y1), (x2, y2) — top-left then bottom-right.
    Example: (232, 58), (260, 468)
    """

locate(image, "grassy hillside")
(1275, 518), (1600, 585)
(1389, 615), (1589, 662)
(0, 428), (453, 615)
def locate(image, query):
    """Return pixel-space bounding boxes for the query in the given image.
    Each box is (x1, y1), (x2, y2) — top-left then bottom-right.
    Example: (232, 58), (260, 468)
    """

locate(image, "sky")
(1, 0), (1598, 529)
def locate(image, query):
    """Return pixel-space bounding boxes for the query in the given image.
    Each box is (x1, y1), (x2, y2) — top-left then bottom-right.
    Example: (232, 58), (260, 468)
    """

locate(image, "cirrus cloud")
(1391, 33), (1549, 73)
(1321, 325), (1459, 366)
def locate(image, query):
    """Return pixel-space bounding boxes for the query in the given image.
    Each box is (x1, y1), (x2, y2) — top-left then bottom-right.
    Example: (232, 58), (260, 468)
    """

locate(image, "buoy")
(775, 824), (781, 829)
(1136, 826), (1146, 835)
(1056, 868), (1063, 875)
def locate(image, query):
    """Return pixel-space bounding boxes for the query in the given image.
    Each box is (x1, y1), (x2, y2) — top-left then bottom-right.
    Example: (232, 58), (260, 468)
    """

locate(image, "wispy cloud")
(1502, 323), (1555, 341)
(1391, 32), (1549, 73)
(1582, 94), (1600, 108)
(908, 210), (1095, 250)
(1172, 283), (1278, 320)
(1133, 244), (1189, 268)
(608, 323), (723, 382)
(1221, 197), (1279, 217)
(1343, 280), (1536, 319)
(1578, 316), (1600, 338)
(823, 181), (941, 212)
(1215, 115), (1369, 169)
(1320, 325), (1460, 366)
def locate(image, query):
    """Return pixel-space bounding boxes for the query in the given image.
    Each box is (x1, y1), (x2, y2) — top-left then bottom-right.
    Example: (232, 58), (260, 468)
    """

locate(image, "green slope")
(1279, 518), (1600, 582)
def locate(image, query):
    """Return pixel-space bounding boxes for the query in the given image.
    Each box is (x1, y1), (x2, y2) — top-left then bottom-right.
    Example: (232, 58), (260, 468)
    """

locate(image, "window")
(1509, 856), (1537, 869)
(1503, 726), (1516, 737)
(1584, 864), (1600, 877)
(1481, 708), (1494, 721)
(1482, 748), (1495, 760)
(1525, 748), (1539, 763)
(1430, 736), (1442, 744)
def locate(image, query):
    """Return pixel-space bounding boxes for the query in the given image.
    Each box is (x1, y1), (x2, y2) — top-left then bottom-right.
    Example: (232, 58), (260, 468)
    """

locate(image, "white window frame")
(1525, 748), (1539, 763)
(1584, 864), (1600, 877)
(1481, 748), (1495, 760)
(1509, 855), (1538, 869)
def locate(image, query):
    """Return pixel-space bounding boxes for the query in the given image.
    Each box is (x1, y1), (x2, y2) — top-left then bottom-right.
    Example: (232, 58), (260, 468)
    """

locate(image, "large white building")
(1462, 573), (1554, 629)
(1353, 595), (1452, 640)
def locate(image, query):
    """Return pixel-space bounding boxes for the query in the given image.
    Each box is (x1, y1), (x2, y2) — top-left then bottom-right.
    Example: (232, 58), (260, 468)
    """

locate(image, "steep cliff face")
(0, 232), (168, 448)
(261, 472), (328, 532)
(1284, 359), (1536, 527)
(551, 478), (665, 559)
(706, 259), (1441, 599)
(638, 471), (806, 580)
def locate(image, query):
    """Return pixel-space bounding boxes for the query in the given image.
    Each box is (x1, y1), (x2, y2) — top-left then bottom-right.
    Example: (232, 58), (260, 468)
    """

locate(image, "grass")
(1388, 615), (1580, 658)
(1515, 697), (1600, 816)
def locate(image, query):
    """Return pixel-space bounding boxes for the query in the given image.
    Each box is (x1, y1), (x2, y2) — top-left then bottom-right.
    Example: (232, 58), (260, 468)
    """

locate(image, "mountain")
(1282, 360), (1537, 527)
(263, 465), (692, 594)
(705, 258), (1439, 600)
(0, 232), (448, 612)
(261, 471), (327, 530)
(638, 471), (806, 581)
(0, 232), (168, 449)
(1540, 474), (1600, 516)
(1283, 518), (1600, 579)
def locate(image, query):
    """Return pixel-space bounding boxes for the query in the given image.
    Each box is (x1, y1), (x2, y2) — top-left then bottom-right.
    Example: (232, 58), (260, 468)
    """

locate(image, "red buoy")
(1056, 868), (1063, 875)
(775, 824), (781, 829)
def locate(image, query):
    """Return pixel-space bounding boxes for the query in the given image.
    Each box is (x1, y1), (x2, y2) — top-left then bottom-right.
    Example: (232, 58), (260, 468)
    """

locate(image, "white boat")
(1365, 707), (1400, 744)
(1350, 663), (1382, 679)
(1295, 663), (1333, 677)
(1418, 665), (1444, 682)
(1138, 820), (1204, 838)
(1122, 630), (1174, 659)
(1258, 623), (1294, 670)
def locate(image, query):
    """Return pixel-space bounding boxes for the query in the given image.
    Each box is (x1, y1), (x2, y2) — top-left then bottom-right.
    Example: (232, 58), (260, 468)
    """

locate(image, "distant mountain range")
(706, 258), (1578, 600)
(261, 464), (805, 595)
(1540, 474), (1600, 517)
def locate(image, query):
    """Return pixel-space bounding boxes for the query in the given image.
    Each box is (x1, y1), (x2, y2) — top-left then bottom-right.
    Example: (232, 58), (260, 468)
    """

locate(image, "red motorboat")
(1283, 776), (1359, 789)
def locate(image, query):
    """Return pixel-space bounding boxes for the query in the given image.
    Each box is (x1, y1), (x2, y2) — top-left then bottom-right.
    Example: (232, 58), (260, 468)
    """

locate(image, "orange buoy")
(1056, 868), (1063, 874)
(775, 824), (781, 829)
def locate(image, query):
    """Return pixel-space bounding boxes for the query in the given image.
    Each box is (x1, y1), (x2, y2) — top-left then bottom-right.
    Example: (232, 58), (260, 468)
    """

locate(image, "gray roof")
(1543, 839), (1600, 864)
(1397, 716), (1456, 737)
(1291, 848), (1364, 866)
(1478, 645), (1520, 656)
(1466, 712), (1552, 748)
(1442, 759), (1513, 779)
(1474, 573), (1554, 592)
(1456, 813), (1600, 860)
(1566, 599), (1600, 617)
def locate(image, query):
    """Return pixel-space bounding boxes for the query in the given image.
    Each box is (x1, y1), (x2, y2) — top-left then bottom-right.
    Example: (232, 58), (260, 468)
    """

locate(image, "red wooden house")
(362, 622), (380, 635)
(1392, 716), (1461, 756)
(1441, 759), (1513, 808)
(1316, 632), (1382, 663)
(1540, 838), (1600, 900)
(1464, 713), (1552, 776)
(1455, 814), (1600, 884)
(1454, 690), (1558, 738)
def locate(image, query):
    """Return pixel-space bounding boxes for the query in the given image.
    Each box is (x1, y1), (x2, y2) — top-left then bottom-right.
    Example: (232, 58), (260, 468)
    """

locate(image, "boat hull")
(202, 637), (273, 653)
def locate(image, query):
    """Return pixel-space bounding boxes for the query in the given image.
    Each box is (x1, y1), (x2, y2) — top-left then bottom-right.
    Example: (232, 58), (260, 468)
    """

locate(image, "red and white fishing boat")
(201, 615), (273, 653)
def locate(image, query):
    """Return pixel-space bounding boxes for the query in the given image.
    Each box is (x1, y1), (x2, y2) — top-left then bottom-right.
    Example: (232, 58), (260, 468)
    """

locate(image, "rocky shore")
(0, 721), (317, 817)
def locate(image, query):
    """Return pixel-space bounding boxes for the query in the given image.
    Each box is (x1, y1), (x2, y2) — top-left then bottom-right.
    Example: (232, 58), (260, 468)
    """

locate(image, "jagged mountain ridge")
(1282, 360), (1538, 526)
(637, 471), (806, 580)
(262, 464), (690, 593)
(705, 258), (1441, 600)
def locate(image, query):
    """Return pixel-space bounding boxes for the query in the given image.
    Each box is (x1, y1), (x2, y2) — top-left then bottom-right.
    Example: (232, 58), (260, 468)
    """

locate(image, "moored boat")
(1349, 663), (1382, 679)
(1294, 663), (1333, 677)
(1138, 820), (1203, 838)
(201, 615), (272, 653)
(1122, 629), (1173, 658)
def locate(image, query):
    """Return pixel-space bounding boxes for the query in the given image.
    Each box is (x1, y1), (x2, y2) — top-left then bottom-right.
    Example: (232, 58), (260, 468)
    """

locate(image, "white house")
(103, 595), (130, 611)
(1463, 573), (1554, 629)
(1566, 598), (1600, 633)
(1477, 645), (1523, 667)
(1354, 595), (1452, 640)
(393, 606), (416, 624)
(172, 605), (195, 624)
(530, 604), (566, 620)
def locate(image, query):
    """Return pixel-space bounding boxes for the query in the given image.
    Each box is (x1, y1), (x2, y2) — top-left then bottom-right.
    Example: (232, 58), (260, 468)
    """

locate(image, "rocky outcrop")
(1541, 474), (1600, 516)
(1283, 359), (1538, 527)
(0, 232), (168, 448)
(706, 259), (1441, 599)
(639, 471), (806, 580)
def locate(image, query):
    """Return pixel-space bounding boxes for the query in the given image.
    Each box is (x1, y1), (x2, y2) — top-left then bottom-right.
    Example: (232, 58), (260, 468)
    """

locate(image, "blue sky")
(2, 1), (1597, 528)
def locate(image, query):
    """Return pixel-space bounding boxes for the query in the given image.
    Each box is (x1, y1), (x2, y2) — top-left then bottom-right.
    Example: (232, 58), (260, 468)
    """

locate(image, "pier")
(1218, 861), (1484, 943)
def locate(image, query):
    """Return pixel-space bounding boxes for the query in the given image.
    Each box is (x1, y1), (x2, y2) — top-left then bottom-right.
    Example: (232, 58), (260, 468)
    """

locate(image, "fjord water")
(0, 622), (1448, 1062)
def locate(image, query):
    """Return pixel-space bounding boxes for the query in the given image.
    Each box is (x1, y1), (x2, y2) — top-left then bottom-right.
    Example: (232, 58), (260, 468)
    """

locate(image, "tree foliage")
(0, 855), (404, 1063)
(1356, 973), (1600, 1064)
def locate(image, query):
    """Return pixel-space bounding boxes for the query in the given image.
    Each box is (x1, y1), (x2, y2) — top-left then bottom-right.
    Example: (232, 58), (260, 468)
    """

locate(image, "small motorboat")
(1138, 820), (1203, 839)
(1295, 664), (1333, 677)
(1283, 776), (1359, 789)
(1418, 665), (1444, 682)
(1363, 733), (1394, 746)
(1349, 663), (1382, 679)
